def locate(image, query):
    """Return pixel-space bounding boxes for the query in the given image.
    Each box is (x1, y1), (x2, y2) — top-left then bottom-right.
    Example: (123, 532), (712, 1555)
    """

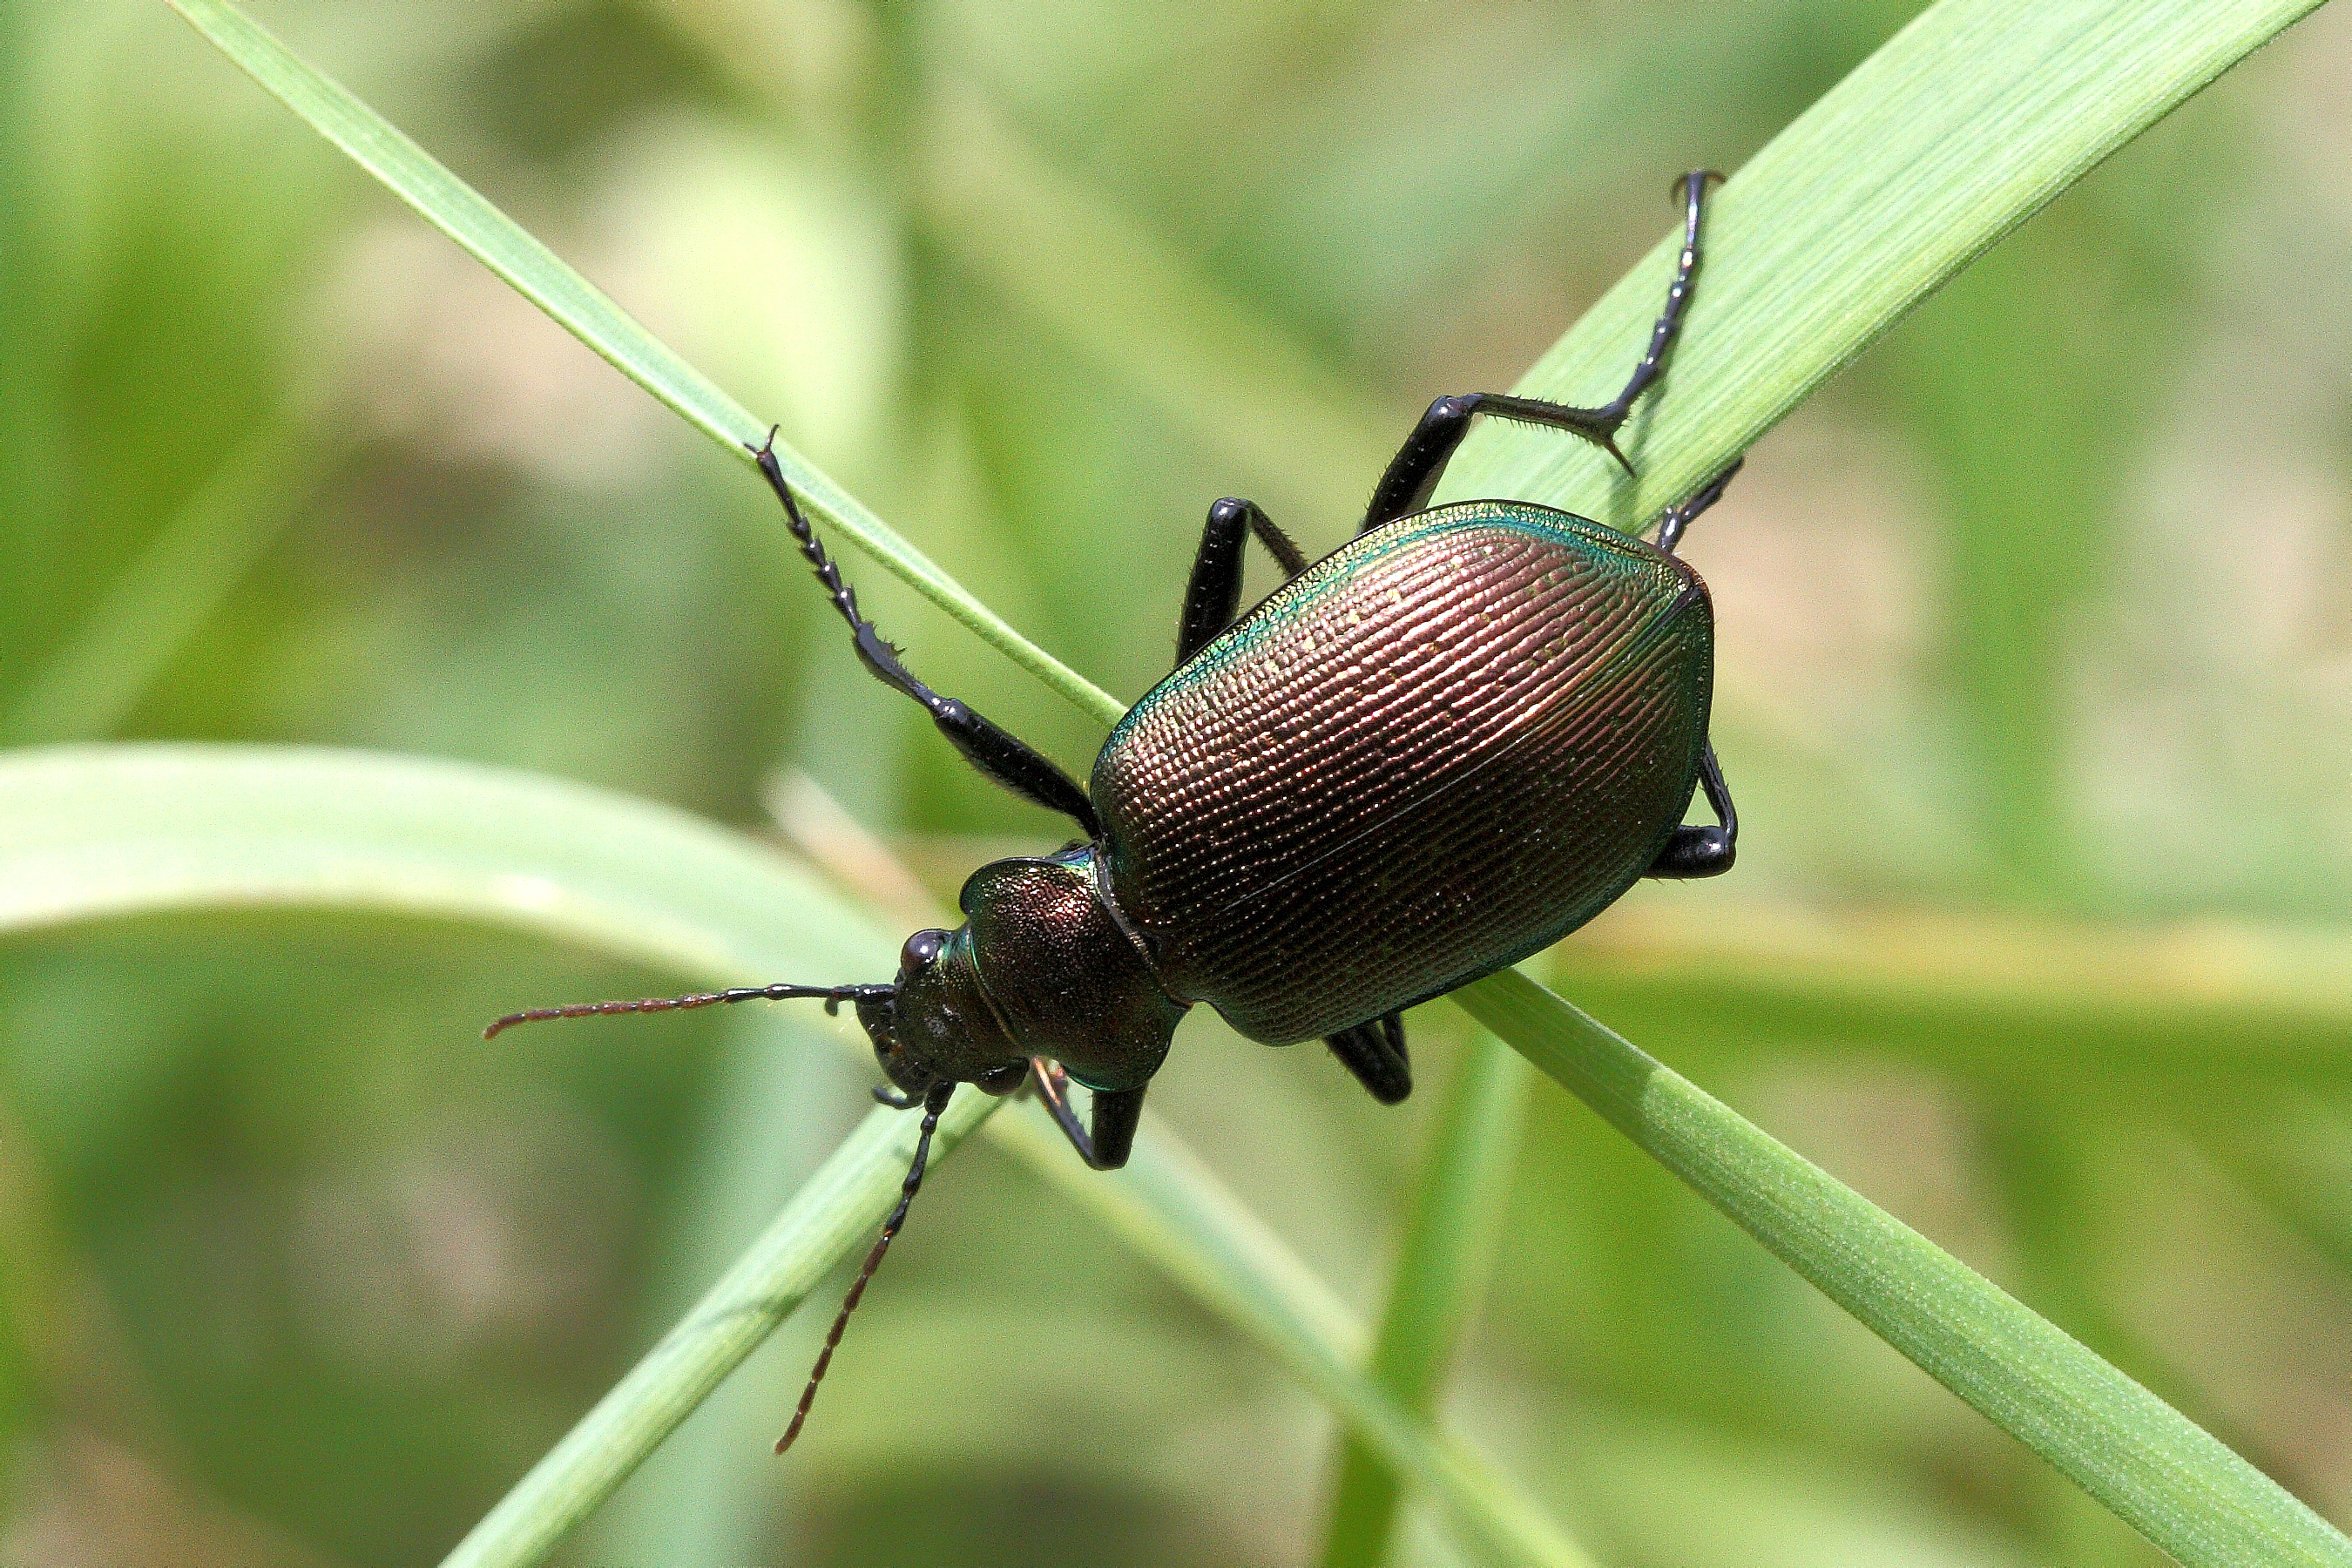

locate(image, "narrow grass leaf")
(990, 1105), (1592, 1568)
(156, 0), (1120, 723)
(1438, 0), (2330, 531)
(442, 1091), (1000, 1568)
(1317, 1031), (1533, 1568)
(0, 744), (1572, 1568)
(1545, 900), (2352, 1083)
(1454, 968), (2352, 1568)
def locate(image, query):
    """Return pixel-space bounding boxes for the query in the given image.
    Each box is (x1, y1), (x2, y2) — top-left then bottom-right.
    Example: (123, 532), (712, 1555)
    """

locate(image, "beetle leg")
(1362, 171), (1720, 532)
(1643, 457), (1745, 879)
(1648, 743), (1738, 878)
(1028, 1058), (1146, 1170)
(1652, 457), (1742, 557)
(1178, 497), (1308, 664)
(1323, 1013), (1411, 1105)
(750, 434), (1101, 838)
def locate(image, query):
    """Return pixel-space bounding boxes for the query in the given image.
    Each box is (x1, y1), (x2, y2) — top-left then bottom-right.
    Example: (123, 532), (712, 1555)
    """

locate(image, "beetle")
(491, 172), (1742, 1449)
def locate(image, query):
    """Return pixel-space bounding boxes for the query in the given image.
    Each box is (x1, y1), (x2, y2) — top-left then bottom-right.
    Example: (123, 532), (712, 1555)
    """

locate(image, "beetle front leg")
(750, 435), (1101, 837)
(1177, 497), (1308, 665)
(1361, 172), (1720, 532)
(1029, 1058), (1146, 1170)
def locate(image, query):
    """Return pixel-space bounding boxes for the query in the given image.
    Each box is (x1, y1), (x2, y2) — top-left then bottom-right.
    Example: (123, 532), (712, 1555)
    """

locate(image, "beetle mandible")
(492, 172), (1743, 1450)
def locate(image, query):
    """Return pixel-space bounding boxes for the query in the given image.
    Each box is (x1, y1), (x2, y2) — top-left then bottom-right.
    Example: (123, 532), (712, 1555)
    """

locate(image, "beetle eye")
(899, 928), (948, 977)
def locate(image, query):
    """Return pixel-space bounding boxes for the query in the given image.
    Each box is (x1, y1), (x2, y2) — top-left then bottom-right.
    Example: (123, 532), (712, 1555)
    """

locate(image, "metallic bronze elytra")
(488, 171), (1742, 1453)
(1096, 504), (1711, 1048)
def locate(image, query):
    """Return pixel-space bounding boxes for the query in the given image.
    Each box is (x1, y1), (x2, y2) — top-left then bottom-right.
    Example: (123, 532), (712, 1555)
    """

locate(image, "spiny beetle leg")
(1360, 171), (1721, 532)
(748, 432), (1101, 838)
(1178, 497), (1308, 666)
(1323, 1013), (1411, 1105)
(1028, 1058), (1146, 1170)
(1362, 392), (1624, 531)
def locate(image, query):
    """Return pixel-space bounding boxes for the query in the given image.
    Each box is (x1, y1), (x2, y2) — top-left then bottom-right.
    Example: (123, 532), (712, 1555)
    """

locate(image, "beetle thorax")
(954, 852), (1186, 1093)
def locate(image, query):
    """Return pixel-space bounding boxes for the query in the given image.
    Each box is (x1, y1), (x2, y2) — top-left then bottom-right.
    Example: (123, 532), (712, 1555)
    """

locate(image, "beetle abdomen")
(1092, 501), (1711, 1044)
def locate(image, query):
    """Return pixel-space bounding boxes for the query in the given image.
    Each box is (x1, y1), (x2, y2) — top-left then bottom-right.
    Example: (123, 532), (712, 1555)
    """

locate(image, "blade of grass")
(1546, 899), (2352, 1084)
(442, 1088), (999, 1568)
(581, 1010), (863, 1568)
(1977, 1100), (2280, 1563)
(1435, 0), (2331, 533)
(987, 1105), (1593, 1568)
(1317, 1031), (1532, 1568)
(155, 0), (1121, 725)
(0, 743), (1580, 1568)
(1454, 968), (2352, 1568)
(144, 0), (2343, 1558)
(155, 0), (2324, 720)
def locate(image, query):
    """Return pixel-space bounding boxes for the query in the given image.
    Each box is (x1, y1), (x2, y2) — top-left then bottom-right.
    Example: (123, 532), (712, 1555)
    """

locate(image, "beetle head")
(856, 924), (1029, 1098)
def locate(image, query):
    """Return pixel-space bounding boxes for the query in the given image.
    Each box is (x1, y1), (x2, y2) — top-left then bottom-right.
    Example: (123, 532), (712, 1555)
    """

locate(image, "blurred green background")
(3, 1), (2350, 1565)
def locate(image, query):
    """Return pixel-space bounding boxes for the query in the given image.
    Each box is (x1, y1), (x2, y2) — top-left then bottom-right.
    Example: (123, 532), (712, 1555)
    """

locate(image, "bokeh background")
(3, 1), (2351, 1565)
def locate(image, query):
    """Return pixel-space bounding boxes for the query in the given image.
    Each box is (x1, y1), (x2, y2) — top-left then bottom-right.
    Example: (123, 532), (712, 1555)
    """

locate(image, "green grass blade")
(1317, 1032), (1531, 1568)
(0, 744), (1576, 1568)
(1453, 969), (2352, 1568)
(155, 0), (1121, 724)
(0, 744), (882, 979)
(441, 1090), (1000, 1568)
(161, 0), (2328, 739)
(1437, 0), (2328, 531)
(991, 1095), (1587, 1568)
(1548, 901), (2352, 1083)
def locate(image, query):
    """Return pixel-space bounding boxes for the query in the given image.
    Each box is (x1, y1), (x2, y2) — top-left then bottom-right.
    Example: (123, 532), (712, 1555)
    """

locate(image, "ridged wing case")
(1092, 500), (1712, 1044)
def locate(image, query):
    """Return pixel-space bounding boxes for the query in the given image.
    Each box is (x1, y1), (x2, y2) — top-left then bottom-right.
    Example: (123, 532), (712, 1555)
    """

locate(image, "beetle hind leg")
(1645, 456), (1743, 881)
(1361, 171), (1720, 532)
(1648, 744), (1737, 879)
(1177, 497), (1308, 665)
(1324, 1013), (1411, 1105)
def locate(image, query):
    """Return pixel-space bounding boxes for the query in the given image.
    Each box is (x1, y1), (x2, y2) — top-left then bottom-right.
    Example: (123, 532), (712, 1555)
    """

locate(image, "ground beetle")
(492, 173), (1743, 1450)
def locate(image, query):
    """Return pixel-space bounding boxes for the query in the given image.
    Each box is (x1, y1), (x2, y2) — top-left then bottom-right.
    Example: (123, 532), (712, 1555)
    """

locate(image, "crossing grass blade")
(140, 0), (2349, 1562)
(1315, 1032), (1532, 1568)
(0, 744), (1582, 1568)
(1453, 970), (2352, 1568)
(1436, 0), (2335, 535)
(155, 0), (1122, 725)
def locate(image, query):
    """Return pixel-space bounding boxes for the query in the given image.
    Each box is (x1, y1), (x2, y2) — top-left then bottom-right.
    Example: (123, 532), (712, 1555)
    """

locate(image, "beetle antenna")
(777, 1080), (956, 1454)
(483, 983), (892, 1039)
